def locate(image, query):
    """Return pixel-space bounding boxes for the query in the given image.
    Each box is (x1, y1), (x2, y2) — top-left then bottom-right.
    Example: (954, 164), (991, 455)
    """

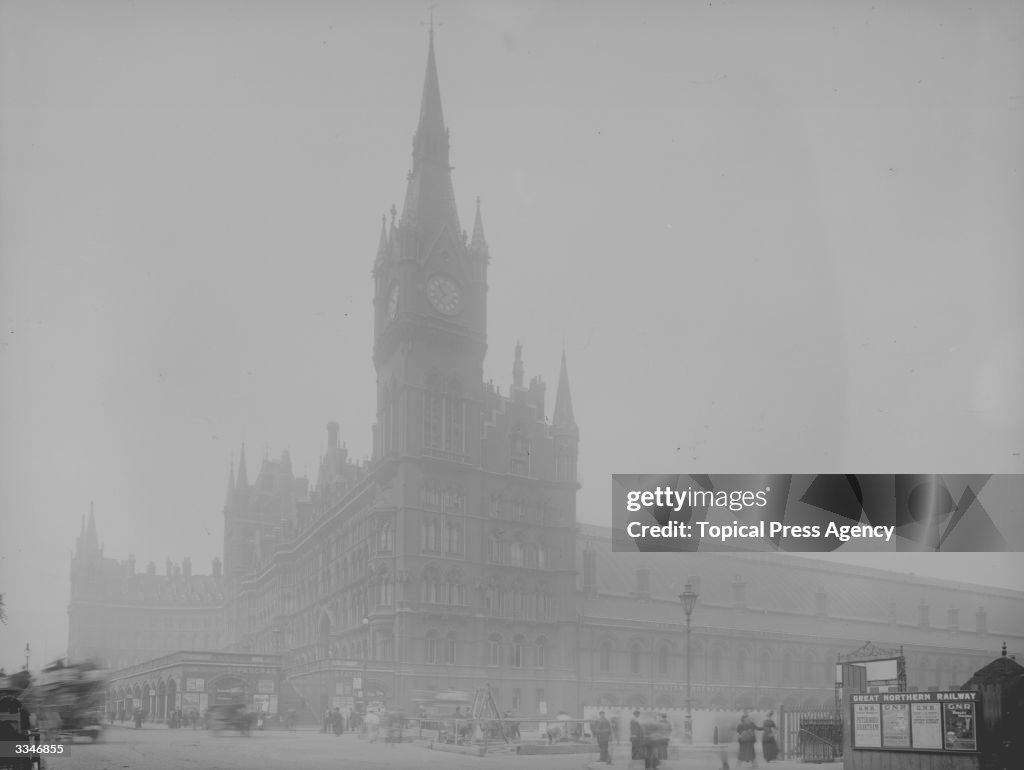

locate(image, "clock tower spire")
(372, 30), (489, 465)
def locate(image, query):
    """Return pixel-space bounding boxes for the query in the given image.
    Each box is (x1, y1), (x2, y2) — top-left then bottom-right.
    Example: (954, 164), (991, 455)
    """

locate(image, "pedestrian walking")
(761, 711), (778, 763)
(593, 710), (613, 764)
(630, 710), (643, 760)
(736, 713), (760, 768)
(656, 714), (672, 761)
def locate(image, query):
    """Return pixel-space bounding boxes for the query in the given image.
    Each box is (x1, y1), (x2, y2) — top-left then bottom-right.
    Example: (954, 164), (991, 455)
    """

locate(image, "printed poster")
(881, 703), (910, 748)
(853, 703), (882, 748)
(910, 702), (942, 749)
(942, 702), (977, 751)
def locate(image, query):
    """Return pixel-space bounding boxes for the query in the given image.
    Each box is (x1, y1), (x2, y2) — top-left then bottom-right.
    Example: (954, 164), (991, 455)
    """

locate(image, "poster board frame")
(850, 691), (979, 754)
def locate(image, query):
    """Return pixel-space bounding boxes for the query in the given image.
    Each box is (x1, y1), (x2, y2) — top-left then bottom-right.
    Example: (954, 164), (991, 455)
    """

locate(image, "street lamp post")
(679, 582), (698, 745)
(360, 617), (369, 715)
(24, 643), (30, 672)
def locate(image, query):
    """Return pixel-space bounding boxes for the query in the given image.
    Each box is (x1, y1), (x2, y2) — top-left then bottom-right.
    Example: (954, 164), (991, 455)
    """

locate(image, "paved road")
(42, 727), (819, 770)
(42, 726), (596, 770)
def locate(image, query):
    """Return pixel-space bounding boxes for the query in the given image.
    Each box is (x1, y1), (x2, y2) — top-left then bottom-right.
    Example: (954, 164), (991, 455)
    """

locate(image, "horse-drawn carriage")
(35, 661), (105, 744)
(207, 703), (254, 736)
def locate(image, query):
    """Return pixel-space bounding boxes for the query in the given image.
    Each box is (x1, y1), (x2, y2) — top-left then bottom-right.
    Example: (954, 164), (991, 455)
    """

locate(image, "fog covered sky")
(2, 0), (1022, 670)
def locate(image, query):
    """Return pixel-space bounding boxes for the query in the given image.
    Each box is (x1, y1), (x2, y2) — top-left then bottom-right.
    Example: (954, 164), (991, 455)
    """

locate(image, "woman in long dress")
(736, 713), (759, 767)
(761, 711), (779, 762)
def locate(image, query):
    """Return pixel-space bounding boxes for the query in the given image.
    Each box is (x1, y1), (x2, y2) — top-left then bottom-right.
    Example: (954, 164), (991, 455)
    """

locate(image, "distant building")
(69, 32), (1024, 723)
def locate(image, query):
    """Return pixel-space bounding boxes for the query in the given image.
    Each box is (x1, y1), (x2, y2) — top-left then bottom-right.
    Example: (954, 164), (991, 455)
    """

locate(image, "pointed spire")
(553, 350), (577, 430)
(236, 442), (249, 490)
(417, 22), (446, 153)
(225, 460), (236, 507)
(470, 197), (489, 258)
(400, 30), (461, 243)
(85, 502), (99, 551)
(376, 214), (388, 258)
(513, 340), (524, 389)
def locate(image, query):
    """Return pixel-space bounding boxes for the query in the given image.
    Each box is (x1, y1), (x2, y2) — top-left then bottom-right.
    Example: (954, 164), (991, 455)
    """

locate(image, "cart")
(207, 704), (254, 736)
(35, 661), (106, 744)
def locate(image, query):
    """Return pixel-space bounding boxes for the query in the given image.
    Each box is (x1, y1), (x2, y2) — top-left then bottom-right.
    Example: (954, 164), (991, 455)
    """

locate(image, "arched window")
(424, 390), (442, 450)
(423, 380), (465, 454)
(630, 643), (642, 675)
(782, 653), (792, 682)
(511, 636), (524, 668)
(510, 542), (524, 567)
(599, 638), (612, 672)
(487, 535), (500, 564)
(760, 649), (771, 680)
(446, 632), (458, 665)
(658, 644), (670, 676)
(422, 576), (437, 604)
(379, 579), (393, 607)
(536, 637), (547, 669)
(425, 631), (438, 664)
(737, 648), (746, 677)
(446, 520), (463, 555)
(488, 634), (501, 667)
(803, 654), (814, 683)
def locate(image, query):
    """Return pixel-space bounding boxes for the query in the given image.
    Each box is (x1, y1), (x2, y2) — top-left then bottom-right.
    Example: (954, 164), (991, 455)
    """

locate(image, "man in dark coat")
(630, 710), (643, 760)
(594, 710), (613, 764)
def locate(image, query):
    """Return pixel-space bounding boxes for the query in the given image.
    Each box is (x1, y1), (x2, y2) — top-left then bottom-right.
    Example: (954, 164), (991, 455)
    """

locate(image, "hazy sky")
(2, 0), (1022, 670)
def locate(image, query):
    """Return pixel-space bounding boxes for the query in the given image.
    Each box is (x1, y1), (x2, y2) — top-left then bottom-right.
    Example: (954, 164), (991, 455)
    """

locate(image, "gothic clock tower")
(372, 27), (490, 465)
(357, 31), (579, 713)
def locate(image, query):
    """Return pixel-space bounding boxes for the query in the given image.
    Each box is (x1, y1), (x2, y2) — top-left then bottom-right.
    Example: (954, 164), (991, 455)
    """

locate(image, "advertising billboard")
(851, 691), (978, 753)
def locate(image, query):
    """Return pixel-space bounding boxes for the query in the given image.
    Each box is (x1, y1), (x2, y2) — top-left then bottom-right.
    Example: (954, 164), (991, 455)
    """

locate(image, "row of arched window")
(481, 588), (552, 620)
(421, 579), (466, 606)
(422, 517), (464, 554)
(421, 632), (549, 668)
(594, 640), (844, 685)
(486, 537), (548, 568)
(421, 481), (465, 512)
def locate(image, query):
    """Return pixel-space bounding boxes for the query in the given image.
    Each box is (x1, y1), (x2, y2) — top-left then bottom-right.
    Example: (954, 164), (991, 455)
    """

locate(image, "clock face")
(426, 274), (462, 315)
(387, 283), (400, 320)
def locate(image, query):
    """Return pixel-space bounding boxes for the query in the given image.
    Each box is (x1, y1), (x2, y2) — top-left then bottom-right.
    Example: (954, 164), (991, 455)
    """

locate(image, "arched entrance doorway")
(156, 680), (167, 720)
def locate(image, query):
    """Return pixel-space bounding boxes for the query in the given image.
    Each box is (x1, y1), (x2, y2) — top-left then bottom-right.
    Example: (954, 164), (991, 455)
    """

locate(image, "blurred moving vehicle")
(35, 660), (106, 744)
(207, 703), (253, 736)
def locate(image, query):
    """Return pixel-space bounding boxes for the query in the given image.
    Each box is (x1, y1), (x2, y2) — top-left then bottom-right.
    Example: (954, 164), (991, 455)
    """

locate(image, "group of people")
(165, 708), (201, 729)
(734, 711), (778, 768)
(628, 710), (673, 769)
(321, 706), (347, 735)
